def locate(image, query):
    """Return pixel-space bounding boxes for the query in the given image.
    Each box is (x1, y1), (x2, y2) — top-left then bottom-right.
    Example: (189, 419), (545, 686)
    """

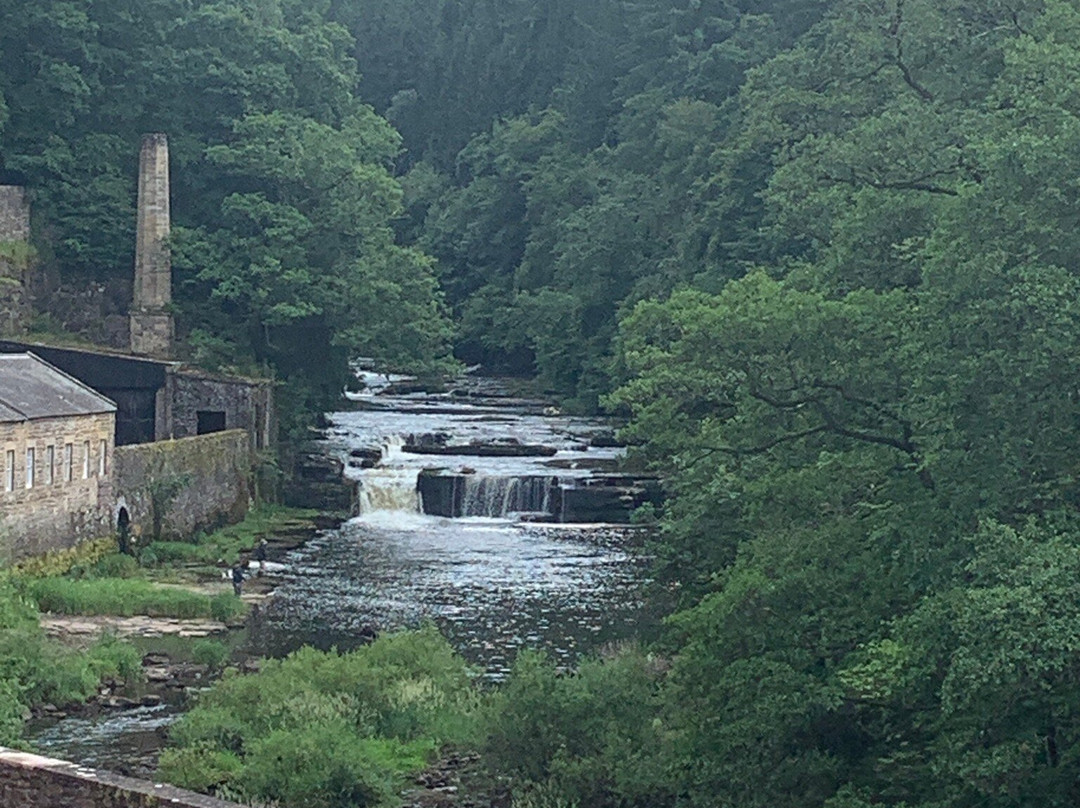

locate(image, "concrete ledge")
(0, 747), (241, 807)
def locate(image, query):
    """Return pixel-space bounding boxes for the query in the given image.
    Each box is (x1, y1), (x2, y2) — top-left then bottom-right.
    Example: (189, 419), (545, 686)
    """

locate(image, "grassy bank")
(142, 503), (319, 575)
(17, 505), (317, 620)
(25, 577), (244, 621)
(0, 577), (142, 746)
(0, 504), (319, 746)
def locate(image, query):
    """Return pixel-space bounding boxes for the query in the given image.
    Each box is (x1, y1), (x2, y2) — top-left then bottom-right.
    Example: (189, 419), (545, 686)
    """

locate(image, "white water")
(29, 379), (650, 772)
(355, 435), (422, 515)
(460, 475), (555, 518)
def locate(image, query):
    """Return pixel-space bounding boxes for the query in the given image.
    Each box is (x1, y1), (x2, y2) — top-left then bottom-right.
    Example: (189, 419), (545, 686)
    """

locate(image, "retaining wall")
(114, 429), (250, 541)
(0, 186), (30, 242)
(0, 748), (241, 807)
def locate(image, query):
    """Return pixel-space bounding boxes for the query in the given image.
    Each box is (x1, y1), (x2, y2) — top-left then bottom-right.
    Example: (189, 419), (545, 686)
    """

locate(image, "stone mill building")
(0, 353), (116, 559)
(0, 134), (274, 561)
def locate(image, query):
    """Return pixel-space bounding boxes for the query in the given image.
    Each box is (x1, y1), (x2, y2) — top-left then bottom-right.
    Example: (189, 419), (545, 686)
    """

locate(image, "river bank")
(23, 376), (660, 802)
(18, 503), (336, 778)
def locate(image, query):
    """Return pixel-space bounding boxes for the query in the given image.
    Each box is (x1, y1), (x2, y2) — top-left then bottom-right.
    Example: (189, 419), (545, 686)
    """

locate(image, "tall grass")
(0, 577), (142, 745)
(26, 577), (228, 619)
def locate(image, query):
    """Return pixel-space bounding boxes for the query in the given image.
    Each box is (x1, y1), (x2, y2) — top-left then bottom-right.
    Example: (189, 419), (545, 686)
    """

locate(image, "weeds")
(26, 577), (220, 619)
(160, 628), (481, 807)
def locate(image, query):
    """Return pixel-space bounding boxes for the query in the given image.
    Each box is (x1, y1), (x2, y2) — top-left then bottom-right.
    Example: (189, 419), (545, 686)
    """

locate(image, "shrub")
(484, 646), (674, 808)
(161, 628), (480, 807)
(192, 639), (230, 670)
(13, 538), (116, 578)
(512, 781), (580, 808)
(0, 679), (28, 747)
(136, 546), (159, 568)
(86, 553), (141, 579)
(158, 745), (243, 792)
(209, 594), (246, 623)
(144, 542), (202, 564)
(236, 722), (409, 808)
(87, 634), (144, 682)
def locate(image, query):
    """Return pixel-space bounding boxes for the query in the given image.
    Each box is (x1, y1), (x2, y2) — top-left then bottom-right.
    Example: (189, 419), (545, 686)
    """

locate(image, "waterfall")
(460, 475), (555, 518)
(355, 436), (421, 514)
(356, 468), (420, 514)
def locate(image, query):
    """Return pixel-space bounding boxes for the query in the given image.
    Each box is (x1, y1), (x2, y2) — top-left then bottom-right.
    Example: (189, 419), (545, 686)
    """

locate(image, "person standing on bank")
(254, 539), (268, 576)
(231, 564), (245, 597)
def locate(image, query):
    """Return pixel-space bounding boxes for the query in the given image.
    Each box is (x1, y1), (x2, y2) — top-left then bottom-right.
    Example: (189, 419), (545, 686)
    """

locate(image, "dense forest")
(4, 0), (1080, 806)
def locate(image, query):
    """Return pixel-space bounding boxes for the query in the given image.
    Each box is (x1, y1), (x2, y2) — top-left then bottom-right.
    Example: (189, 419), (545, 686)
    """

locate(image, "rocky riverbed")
(27, 375), (659, 793)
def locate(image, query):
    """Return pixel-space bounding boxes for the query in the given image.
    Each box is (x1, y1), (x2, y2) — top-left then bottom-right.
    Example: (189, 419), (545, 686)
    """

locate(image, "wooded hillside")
(4, 3), (1080, 805)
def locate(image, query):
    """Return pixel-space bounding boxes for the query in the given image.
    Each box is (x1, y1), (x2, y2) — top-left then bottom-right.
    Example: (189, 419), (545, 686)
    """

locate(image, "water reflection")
(249, 515), (650, 677)
(30, 705), (176, 779)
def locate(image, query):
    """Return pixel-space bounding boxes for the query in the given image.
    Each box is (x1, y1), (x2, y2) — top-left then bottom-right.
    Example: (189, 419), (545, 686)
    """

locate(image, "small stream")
(27, 376), (655, 774)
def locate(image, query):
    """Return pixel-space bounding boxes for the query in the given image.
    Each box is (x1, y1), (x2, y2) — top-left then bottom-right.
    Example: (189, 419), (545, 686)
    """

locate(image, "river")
(28, 376), (655, 775)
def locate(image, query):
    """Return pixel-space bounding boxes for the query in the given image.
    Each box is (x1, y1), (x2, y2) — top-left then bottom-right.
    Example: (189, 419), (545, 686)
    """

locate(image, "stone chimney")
(0, 186), (30, 242)
(129, 133), (174, 357)
(0, 186), (31, 336)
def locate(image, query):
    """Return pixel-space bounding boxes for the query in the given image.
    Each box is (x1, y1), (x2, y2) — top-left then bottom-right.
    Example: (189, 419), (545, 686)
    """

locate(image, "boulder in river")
(285, 450), (353, 512)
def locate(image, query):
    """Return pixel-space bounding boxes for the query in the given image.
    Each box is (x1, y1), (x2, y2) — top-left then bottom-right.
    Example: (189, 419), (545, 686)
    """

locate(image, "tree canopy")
(6, 2), (1080, 804)
(0, 0), (455, 429)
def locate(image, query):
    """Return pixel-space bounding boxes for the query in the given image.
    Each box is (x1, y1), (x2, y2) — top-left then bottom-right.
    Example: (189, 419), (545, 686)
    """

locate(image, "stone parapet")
(0, 747), (241, 807)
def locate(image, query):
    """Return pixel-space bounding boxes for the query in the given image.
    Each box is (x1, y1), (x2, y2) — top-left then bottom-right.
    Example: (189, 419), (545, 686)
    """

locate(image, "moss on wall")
(12, 536), (116, 577)
(114, 430), (251, 542)
(0, 241), (36, 271)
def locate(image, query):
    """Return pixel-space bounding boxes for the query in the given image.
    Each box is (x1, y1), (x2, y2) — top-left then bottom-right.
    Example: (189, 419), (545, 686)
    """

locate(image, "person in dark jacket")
(231, 564), (245, 597)
(254, 539), (268, 575)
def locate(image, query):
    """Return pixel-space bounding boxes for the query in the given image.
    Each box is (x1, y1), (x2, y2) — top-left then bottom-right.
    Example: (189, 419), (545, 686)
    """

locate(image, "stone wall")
(162, 371), (274, 452)
(114, 430), (250, 541)
(0, 413), (115, 560)
(0, 748), (241, 808)
(0, 186), (30, 242)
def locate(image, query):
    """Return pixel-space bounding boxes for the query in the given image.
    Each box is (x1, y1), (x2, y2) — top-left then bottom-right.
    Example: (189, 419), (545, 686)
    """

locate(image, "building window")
(4, 450), (13, 492)
(99, 439), (107, 476)
(64, 443), (73, 482)
(83, 441), (90, 479)
(25, 447), (34, 488)
(197, 410), (227, 435)
(45, 445), (54, 485)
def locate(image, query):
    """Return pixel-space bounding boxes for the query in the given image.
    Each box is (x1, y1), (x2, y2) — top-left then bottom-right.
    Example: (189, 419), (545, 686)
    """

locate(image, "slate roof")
(0, 353), (116, 423)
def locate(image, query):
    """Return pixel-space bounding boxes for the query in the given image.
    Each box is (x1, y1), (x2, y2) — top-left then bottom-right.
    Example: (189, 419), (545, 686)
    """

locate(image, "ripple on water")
(248, 518), (651, 675)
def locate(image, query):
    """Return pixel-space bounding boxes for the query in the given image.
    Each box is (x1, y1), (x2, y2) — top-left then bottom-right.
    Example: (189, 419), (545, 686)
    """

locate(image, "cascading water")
(355, 435), (421, 514)
(27, 377), (657, 771)
(460, 475), (556, 518)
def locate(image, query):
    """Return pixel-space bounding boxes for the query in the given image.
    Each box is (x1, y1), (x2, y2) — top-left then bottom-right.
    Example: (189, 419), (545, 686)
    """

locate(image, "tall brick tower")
(129, 133), (174, 357)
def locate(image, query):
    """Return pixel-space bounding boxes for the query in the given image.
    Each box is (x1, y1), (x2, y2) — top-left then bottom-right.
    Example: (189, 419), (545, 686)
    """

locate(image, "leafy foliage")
(160, 628), (481, 807)
(0, 577), (141, 746)
(0, 0), (456, 431)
